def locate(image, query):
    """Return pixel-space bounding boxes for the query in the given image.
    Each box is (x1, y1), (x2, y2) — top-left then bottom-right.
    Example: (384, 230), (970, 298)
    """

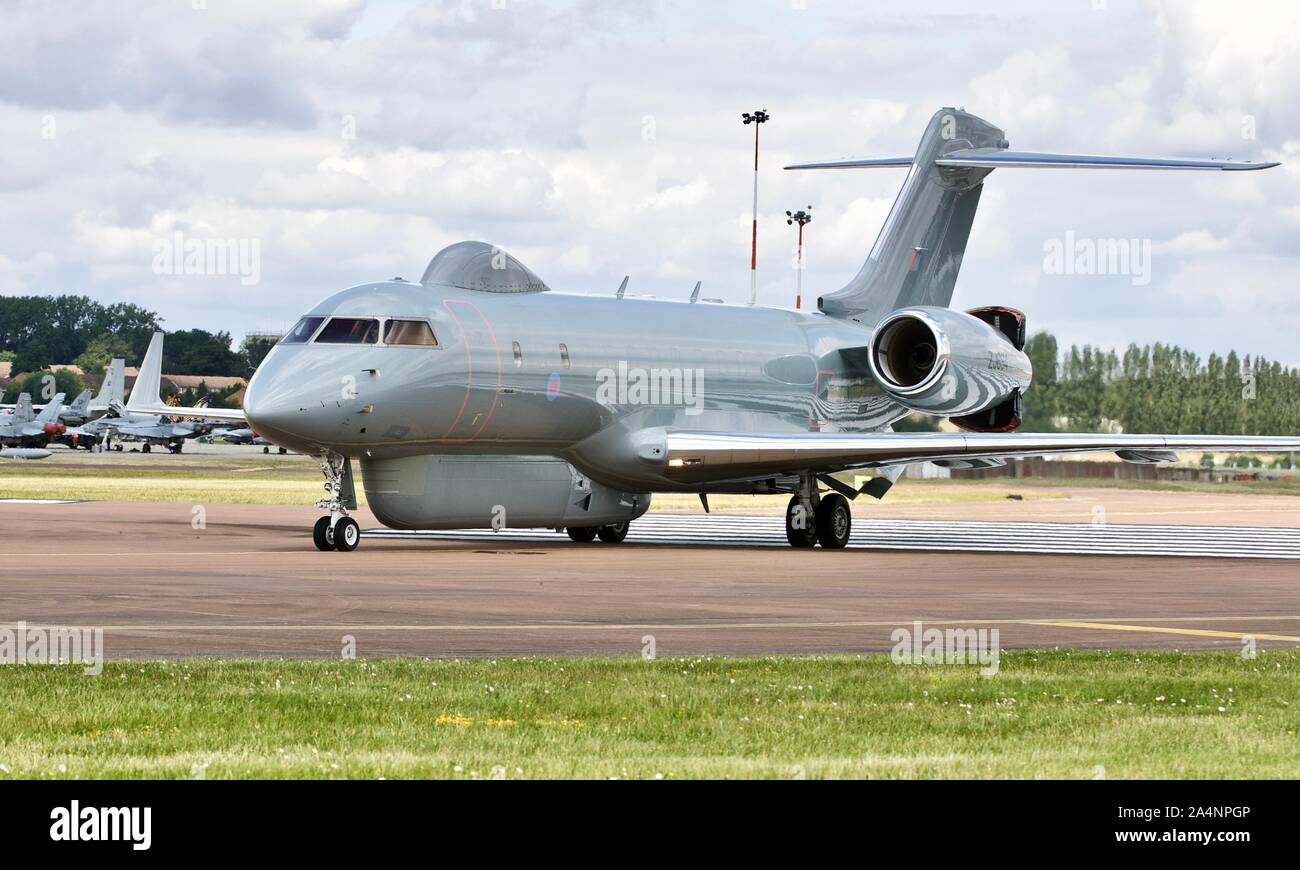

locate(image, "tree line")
(1021, 332), (1300, 435)
(0, 295), (273, 378)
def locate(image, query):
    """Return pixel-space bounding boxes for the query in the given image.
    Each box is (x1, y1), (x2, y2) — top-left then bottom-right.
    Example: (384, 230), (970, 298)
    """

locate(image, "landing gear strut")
(783, 474), (852, 549)
(313, 453), (359, 552)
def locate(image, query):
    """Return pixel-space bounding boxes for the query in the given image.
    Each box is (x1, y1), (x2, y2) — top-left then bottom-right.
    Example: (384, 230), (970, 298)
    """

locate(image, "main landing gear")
(784, 475), (852, 549)
(565, 521), (630, 543)
(313, 453), (359, 552)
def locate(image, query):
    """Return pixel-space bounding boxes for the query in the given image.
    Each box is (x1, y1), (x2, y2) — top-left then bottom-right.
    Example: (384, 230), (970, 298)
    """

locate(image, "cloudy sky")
(1, 0), (1297, 363)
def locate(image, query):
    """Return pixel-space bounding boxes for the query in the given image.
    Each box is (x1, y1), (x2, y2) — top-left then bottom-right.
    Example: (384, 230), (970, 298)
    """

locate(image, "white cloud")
(0, 0), (1295, 365)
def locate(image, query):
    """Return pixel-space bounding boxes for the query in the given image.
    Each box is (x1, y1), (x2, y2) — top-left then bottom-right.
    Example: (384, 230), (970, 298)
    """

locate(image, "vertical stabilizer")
(129, 333), (164, 409)
(95, 358), (126, 407)
(789, 108), (1006, 323)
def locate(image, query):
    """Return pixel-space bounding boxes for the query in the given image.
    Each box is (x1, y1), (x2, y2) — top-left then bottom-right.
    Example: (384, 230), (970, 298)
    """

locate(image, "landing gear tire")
(333, 517), (360, 552)
(785, 495), (817, 548)
(566, 526), (598, 542)
(313, 516), (335, 551)
(815, 493), (852, 549)
(597, 522), (629, 543)
(142, 443), (151, 454)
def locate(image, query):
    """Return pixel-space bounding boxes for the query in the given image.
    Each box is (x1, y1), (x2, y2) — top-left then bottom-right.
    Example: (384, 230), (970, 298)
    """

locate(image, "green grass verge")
(1, 651), (1297, 778)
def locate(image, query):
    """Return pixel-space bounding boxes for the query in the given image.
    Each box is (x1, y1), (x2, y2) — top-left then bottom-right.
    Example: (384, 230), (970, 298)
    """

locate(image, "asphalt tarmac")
(1, 494), (1298, 659)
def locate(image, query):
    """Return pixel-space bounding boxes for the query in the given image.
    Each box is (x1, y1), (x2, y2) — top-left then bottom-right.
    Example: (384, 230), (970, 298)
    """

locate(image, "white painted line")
(365, 515), (1300, 560)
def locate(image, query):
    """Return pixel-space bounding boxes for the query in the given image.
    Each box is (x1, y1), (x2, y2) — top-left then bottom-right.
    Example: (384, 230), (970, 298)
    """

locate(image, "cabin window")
(315, 317), (380, 344)
(559, 343), (570, 369)
(512, 341), (523, 368)
(281, 316), (325, 344)
(384, 319), (438, 346)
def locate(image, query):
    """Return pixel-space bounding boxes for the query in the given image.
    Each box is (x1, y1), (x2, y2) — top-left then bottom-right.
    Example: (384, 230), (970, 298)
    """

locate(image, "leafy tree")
(239, 334), (278, 376)
(73, 333), (135, 375)
(2, 368), (86, 404)
(162, 329), (242, 376)
(11, 341), (51, 375)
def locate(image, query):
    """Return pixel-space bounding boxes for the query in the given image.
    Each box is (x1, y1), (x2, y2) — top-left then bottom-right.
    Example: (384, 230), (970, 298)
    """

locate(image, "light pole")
(742, 109), (769, 306)
(786, 206), (812, 310)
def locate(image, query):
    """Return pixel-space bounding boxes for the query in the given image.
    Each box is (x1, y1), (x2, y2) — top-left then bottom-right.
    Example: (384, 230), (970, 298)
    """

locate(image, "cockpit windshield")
(315, 317), (380, 344)
(280, 316), (324, 344)
(384, 319), (438, 346)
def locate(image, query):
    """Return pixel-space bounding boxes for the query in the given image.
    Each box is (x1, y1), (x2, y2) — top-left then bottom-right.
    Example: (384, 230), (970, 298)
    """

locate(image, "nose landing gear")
(313, 453), (360, 551)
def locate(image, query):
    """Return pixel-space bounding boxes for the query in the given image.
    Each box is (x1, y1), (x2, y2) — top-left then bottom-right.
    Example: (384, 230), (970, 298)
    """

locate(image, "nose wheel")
(313, 453), (361, 551)
(313, 515), (361, 552)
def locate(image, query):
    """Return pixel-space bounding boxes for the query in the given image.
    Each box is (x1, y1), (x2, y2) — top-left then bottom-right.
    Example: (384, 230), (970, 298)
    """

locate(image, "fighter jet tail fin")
(95, 358), (126, 406)
(34, 393), (65, 425)
(12, 393), (33, 423)
(787, 107), (1279, 324)
(130, 333), (165, 409)
(68, 390), (92, 416)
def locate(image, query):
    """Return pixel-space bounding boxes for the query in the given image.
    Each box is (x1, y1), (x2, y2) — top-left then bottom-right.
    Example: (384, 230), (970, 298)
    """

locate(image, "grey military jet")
(127, 107), (1297, 552)
(0, 393), (70, 447)
(79, 340), (218, 453)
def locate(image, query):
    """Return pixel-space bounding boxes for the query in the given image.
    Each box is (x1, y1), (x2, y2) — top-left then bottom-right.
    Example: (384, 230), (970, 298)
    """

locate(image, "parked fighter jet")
(211, 426), (286, 453)
(0, 393), (70, 447)
(80, 339), (224, 453)
(127, 107), (1297, 552)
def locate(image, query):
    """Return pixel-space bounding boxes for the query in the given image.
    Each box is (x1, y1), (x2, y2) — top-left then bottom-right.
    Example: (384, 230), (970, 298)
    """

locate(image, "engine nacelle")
(868, 306), (1032, 417)
(360, 454), (649, 531)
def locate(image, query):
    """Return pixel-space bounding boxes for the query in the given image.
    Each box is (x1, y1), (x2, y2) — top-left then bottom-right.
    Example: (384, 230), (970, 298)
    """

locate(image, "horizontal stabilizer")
(935, 149), (1278, 171)
(786, 151), (1277, 172)
(784, 156), (913, 170)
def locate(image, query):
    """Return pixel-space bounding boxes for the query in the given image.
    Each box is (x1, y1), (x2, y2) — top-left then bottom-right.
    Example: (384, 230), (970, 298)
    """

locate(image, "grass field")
(1, 650), (1297, 778)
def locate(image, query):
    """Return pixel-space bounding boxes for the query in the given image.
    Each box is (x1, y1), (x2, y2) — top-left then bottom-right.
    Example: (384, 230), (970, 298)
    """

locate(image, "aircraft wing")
(124, 403), (246, 423)
(658, 431), (1300, 485)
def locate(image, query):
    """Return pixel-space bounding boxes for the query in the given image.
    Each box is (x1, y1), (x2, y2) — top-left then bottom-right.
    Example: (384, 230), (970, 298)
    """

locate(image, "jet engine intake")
(868, 306), (1032, 417)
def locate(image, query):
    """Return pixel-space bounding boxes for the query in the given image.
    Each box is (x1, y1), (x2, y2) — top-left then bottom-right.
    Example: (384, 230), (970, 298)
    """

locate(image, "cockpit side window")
(384, 319), (438, 346)
(281, 316), (325, 344)
(315, 317), (380, 344)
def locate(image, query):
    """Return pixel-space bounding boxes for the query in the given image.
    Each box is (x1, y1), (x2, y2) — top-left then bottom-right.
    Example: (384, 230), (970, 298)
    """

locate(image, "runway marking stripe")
(366, 515), (1300, 560)
(1025, 620), (1300, 643)
(7, 615), (1300, 635)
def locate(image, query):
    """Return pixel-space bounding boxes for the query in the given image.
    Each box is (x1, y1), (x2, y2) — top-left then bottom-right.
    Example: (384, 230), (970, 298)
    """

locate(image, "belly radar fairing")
(134, 108), (1290, 551)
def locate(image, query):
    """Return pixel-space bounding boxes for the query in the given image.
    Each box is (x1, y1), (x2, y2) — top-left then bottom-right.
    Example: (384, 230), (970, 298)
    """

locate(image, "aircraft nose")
(242, 349), (343, 451)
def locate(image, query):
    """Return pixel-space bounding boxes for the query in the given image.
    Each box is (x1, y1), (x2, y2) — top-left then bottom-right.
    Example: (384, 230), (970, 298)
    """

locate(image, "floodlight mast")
(786, 206), (812, 309)
(742, 109), (769, 305)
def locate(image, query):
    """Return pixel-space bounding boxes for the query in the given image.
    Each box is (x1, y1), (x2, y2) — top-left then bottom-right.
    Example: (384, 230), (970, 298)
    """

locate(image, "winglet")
(616, 276), (629, 299)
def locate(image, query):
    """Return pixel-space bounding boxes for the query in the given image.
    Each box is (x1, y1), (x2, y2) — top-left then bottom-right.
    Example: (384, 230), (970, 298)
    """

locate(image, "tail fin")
(95, 358), (126, 406)
(129, 333), (164, 409)
(787, 107), (1278, 324)
(68, 390), (92, 416)
(34, 393), (65, 425)
(13, 393), (33, 423)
